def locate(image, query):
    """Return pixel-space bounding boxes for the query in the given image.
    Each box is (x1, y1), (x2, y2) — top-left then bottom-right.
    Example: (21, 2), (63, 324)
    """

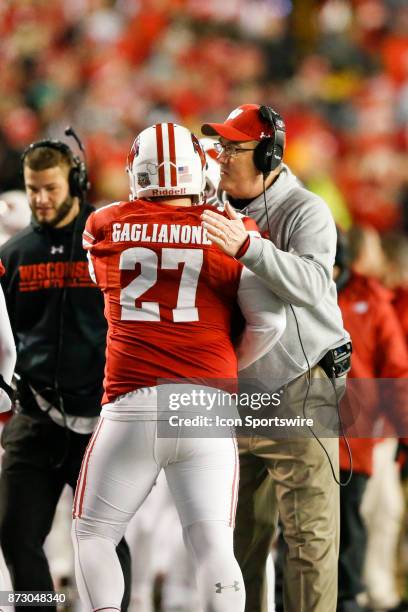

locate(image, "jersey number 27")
(119, 247), (203, 323)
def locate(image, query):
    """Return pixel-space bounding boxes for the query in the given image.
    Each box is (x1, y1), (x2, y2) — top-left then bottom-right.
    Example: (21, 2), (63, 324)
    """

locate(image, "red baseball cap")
(201, 104), (275, 142)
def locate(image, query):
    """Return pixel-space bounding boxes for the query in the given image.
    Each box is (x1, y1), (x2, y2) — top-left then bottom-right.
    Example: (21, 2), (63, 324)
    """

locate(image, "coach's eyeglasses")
(213, 142), (256, 158)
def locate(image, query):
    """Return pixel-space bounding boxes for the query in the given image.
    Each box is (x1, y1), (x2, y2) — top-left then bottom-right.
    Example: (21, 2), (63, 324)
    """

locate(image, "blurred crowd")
(0, 0), (407, 229)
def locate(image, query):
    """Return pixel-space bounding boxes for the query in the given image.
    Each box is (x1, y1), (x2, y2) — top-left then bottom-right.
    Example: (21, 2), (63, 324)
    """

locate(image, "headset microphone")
(64, 126), (85, 154)
(63, 126), (90, 198)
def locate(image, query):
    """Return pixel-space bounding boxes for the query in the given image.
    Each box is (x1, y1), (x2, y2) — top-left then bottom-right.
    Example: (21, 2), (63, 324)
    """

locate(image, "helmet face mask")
(127, 123), (206, 201)
(200, 137), (221, 206)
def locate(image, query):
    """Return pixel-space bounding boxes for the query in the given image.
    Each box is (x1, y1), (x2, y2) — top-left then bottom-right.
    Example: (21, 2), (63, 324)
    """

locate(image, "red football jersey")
(0, 260), (4, 277)
(83, 200), (258, 403)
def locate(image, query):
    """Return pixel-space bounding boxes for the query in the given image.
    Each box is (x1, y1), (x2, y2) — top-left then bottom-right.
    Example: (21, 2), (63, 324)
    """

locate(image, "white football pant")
(72, 386), (245, 612)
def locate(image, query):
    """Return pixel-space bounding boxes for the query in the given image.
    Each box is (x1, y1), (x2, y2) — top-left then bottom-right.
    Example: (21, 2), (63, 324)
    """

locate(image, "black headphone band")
(260, 105), (285, 152)
(21, 139), (77, 165)
(254, 105), (286, 175)
(21, 139), (88, 199)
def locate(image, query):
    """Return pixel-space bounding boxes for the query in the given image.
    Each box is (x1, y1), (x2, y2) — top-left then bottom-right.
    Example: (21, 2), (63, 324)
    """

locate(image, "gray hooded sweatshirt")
(236, 164), (349, 389)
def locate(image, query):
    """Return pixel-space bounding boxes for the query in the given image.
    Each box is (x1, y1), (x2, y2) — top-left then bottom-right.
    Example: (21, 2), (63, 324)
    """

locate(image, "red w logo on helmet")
(127, 136), (140, 169)
(191, 134), (206, 170)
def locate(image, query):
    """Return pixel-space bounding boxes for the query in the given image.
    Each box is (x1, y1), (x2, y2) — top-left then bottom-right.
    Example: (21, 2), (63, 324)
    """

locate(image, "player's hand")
(201, 202), (248, 257)
(0, 388), (11, 414)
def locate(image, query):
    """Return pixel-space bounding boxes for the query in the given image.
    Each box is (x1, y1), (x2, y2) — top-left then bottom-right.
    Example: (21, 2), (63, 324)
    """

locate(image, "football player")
(127, 137), (223, 612)
(72, 123), (286, 612)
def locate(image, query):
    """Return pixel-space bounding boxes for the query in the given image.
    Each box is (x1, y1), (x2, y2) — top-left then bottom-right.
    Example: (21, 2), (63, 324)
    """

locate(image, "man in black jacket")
(0, 140), (131, 610)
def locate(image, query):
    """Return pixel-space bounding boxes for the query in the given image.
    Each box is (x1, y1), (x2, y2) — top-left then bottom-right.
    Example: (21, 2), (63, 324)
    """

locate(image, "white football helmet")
(127, 123), (206, 201)
(200, 138), (222, 205)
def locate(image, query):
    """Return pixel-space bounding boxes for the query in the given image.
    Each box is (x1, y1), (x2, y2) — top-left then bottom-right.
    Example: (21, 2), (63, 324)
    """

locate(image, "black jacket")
(0, 205), (107, 419)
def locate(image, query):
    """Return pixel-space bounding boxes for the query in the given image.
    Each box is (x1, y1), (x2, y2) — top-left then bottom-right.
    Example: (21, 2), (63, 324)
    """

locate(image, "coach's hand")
(201, 202), (248, 257)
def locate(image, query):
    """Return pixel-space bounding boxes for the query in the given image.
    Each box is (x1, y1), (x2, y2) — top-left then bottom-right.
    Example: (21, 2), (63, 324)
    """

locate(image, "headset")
(253, 105), (286, 175)
(21, 127), (89, 200)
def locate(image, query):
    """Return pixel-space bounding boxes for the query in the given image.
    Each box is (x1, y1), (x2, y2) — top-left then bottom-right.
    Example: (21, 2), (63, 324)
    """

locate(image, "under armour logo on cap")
(214, 581), (240, 593)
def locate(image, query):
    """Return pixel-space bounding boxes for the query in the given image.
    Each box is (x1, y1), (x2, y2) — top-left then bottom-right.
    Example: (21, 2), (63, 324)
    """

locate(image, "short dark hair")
(23, 146), (74, 172)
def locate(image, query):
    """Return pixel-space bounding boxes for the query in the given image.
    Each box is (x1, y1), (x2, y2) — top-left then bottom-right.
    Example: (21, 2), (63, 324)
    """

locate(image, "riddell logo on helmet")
(151, 188), (187, 196)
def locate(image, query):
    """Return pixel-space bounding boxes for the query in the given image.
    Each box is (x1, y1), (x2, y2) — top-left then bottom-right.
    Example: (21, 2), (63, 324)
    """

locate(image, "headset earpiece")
(21, 139), (89, 200)
(253, 105), (286, 175)
(68, 157), (89, 199)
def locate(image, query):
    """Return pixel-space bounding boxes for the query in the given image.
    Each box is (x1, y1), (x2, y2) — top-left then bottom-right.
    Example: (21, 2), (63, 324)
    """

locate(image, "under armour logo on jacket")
(214, 581), (240, 593)
(50, 245), (64, 255)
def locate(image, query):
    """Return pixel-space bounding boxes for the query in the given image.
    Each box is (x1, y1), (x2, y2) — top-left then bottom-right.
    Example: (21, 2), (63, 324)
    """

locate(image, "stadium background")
(0, 0), (407, 233)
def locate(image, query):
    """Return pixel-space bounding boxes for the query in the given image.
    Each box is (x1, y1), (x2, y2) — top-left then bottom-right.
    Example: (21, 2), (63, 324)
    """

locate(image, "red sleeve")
(82, 212), (98, 251)
(0, 260), (4, 277)
(235, 235), (250, 258)
(235, 216), (261, 258)
(375, 299), (408, 379)
(242, 216), (259, 233)
(375, 299), (408, 435)
(394, 291), (408, 345)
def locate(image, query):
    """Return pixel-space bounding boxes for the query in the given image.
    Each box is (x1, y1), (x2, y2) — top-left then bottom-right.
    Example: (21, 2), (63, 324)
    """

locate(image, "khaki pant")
(234, 365), (345, 612)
